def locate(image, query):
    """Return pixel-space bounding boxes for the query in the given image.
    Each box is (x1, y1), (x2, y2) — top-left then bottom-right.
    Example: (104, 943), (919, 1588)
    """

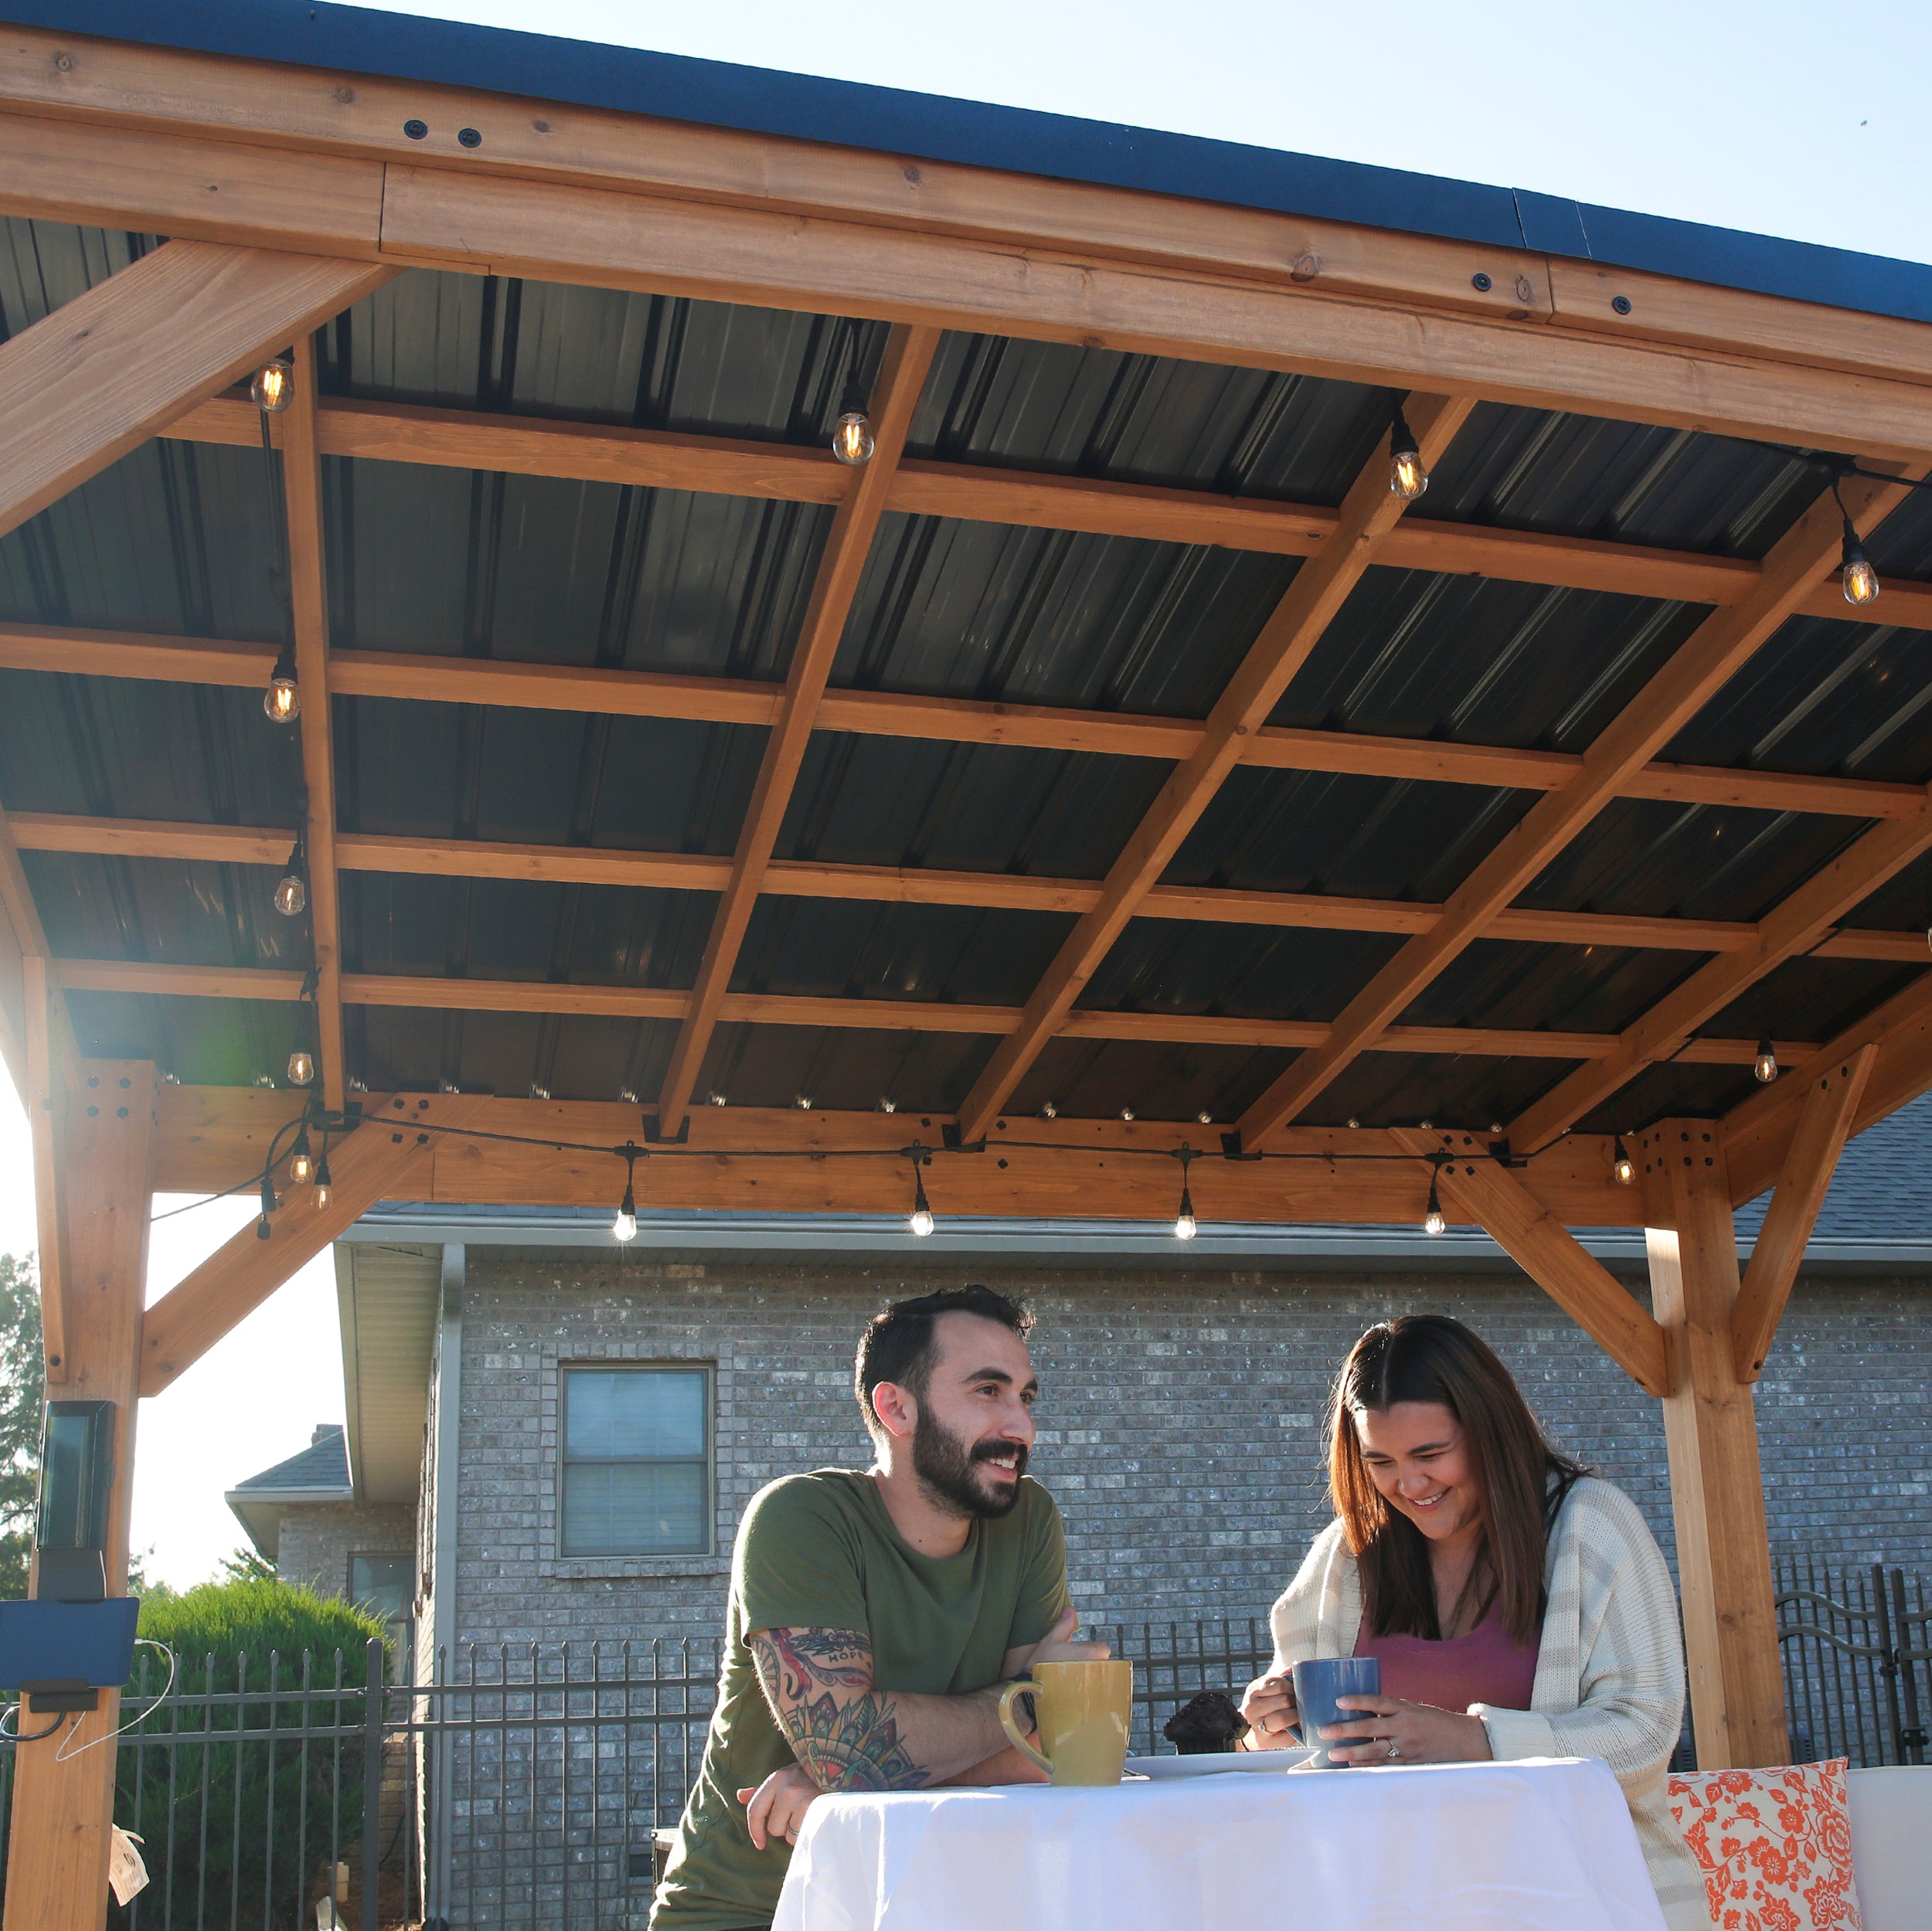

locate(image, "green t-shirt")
(651, 1467), (1070, 1931)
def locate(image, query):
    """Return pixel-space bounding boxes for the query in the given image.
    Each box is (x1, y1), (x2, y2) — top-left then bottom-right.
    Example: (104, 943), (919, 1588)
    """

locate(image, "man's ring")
(1387, 1742), (1400, 1760)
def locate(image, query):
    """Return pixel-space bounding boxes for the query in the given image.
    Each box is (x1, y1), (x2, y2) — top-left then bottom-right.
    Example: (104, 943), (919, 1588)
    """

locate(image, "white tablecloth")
(772, 1757), (1666, 1931)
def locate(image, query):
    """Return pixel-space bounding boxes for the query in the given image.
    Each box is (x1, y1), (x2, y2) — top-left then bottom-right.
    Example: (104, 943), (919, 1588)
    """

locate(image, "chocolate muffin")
(1162, 1691), (1250, 1754)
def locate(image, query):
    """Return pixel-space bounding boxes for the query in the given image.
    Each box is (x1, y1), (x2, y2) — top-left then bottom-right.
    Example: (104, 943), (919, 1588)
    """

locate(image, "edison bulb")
(1613, 1150), (1636, 1187)
(1174, 1200), (1198, 1241)
(832, 410), (875, 465)
(291, 1144), (315, 1185)
(910, 1202), (935, 1238)
(286, 1049), (315, 1086)
(1423, 1198), (1447, 1236)
(264, 675), (300, 723)
(613, 1198), (638, 1243)
(274, 872), (306, 917)
(1843, 554), (1880, 606)
(1390, 447), (1429, 500)
(1754, 1039), (1779, 1084)
(251, 359), (294, 414)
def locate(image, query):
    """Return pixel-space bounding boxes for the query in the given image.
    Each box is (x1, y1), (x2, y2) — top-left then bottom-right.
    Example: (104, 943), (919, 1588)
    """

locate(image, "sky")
(6, 0), (1930, 1589)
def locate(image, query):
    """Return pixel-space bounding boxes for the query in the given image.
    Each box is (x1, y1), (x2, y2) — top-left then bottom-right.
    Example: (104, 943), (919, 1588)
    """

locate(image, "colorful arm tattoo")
(748, 1627), (926, 1792)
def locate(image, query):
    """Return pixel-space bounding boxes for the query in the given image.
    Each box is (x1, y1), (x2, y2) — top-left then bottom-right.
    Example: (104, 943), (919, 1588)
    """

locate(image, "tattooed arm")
(747, 1626), (1013, 1792)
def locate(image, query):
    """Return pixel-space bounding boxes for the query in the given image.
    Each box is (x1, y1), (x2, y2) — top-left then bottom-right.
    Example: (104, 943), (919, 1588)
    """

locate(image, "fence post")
(1889, 1569), (1927, 1764)
(363, 1636), (383, 1931)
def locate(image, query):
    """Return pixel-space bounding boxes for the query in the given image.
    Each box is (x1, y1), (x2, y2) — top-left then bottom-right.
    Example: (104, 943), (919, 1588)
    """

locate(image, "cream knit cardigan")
(1266, 1477), (1706, 1931)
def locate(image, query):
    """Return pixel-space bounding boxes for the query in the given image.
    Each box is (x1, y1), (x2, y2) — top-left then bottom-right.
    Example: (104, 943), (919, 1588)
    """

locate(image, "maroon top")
(1353, 1601), (1540, 1713)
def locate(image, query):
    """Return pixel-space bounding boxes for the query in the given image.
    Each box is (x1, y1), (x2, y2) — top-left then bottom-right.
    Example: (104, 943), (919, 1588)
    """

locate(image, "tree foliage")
(0, 1250), (43, 1600)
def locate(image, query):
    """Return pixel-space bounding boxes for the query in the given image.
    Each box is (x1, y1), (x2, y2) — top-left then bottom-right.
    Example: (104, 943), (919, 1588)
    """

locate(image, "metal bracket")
(1219, 1130), (1260, 1161)
(641, 1113), (690, 1146)
(24, 1680), (99, 1714)
(941, 1122), (985, 1151)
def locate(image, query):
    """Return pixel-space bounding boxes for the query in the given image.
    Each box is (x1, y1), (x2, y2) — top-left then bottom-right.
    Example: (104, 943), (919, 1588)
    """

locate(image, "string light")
(1754, 1035), (1779, 1084)
(795, 1095), (814, 1110)
(832, 406), (875, 466)
(908, 1155), (935, 1238)
(1172, 1151), (1198, 1241)
(612, 1143), (640, 1243)
(1120, 1107), (1135, 1123)
(250, 359), (294, 414)
(878, 1098), (897, 1113)
(1612, 1135), (1636, 1186)
(708, 1092), (727, 1107)
(1389, 404), (1429, 501)
(1196, 1110), (1213, 1125)
(1833, 478), (1880, 606)
(274, 835), (307, 917)
(1039, 1101), (1057, 1119)
(258, 1171), (277, 1222)
(314, 1141), (332, 1209)
(1423, 1164), (1447, 1236)
(290, 1124), (315, 1185)
(286, 1049), (315, 1086)
(264, 641), (301, 723)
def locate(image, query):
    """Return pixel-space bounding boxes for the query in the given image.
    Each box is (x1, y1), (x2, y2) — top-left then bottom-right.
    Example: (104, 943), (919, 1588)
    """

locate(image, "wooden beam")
(138, 1091), (486, 1396)
(957, 393), (1476, 1143)
(1730, 1044), (1875, 1382)
(22, 957), (69, 1383)
(4, 1058), (154, 1931)
(377, 164), (1932, 464)
(0, 107), (384, 256)
(160, 390), (1932, 637)
(281, 334), (345, 1113)
(654, 324), (941, 1134)
(1234, 465), (1923, 1147)
(1390, 1127), (1667, 1395)
(17, 31), (1932, 401)
(144, 1083), (1640, 1226)
(1642, 1121), (1789, 1770)
(1509, 787), (1932, 1154)
(0, 237), (392, 540)
(4, 620), (1923, 824)
(20, 808), (1929, 962)
(47, 952), (1816, 1066)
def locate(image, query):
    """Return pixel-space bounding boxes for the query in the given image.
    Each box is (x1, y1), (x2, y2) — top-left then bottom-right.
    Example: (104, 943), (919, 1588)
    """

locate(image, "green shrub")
(121, 1578), (389, 1928)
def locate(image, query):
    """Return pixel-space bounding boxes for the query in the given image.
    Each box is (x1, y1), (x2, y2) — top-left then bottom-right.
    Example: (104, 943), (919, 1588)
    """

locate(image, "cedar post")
(3, 1059), (156, 1931)
(1639, 1117), (1789, 1769)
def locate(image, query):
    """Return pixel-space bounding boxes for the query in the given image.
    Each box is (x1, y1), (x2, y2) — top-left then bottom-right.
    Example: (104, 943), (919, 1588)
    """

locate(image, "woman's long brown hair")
(1329, 1316), (1587, 1646)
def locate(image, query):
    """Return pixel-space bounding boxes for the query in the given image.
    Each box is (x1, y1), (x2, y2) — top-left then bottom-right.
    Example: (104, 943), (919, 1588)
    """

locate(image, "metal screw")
(1471, 272), (1493, 292)
(457, 127), (482, 148)
(1611, 295), (1633, 315)
(403, 118), (428, 140)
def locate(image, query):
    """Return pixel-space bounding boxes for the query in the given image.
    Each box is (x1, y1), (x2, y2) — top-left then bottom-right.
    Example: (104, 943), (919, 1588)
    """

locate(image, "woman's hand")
(1321, 1694), (1493, 1766)
(738, 1761), (823, 1849)
(1238, 1670), (1301, 1749)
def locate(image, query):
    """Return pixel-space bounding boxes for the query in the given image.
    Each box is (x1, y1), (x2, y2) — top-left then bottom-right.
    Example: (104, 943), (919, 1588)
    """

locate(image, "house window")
(349, 1550), (413, 1621)
(561, 1366), (710, 1557)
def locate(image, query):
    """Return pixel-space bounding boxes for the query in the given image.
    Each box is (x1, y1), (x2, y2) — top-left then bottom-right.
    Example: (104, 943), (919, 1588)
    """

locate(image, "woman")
(1240, 1315), (1705, 1931)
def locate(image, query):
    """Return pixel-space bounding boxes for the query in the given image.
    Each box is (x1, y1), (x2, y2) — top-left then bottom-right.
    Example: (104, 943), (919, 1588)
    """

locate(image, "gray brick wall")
(276, 1501), (417, 1603)
(440, 1252), (1932, 1650)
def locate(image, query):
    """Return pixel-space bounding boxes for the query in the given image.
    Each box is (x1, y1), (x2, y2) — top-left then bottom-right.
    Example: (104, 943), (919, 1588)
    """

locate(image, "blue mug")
(1290, 1656), (1382, 1769)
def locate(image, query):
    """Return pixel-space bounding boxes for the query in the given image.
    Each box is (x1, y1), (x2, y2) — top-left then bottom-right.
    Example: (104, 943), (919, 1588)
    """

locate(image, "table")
(771, 1757), (1667, 1931)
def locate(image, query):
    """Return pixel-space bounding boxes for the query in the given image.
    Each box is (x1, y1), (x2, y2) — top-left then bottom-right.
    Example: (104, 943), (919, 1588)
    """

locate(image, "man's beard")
(912, 1411), (1029, 1520)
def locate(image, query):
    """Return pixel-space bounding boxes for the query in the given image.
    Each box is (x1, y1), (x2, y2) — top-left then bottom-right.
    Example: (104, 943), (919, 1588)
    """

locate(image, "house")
(309, 1093), (1932, 1671)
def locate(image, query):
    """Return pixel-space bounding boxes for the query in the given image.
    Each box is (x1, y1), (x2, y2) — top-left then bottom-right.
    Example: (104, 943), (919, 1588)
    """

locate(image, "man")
(650, 1283), (1103, 1931)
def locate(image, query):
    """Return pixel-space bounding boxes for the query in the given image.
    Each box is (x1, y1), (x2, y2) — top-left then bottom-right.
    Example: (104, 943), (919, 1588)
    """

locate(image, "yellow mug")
(998, 1658), (1133, 1787)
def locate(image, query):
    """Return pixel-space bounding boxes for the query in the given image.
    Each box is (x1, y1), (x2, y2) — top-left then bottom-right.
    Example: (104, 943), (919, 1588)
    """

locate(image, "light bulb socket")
(259, 1172), (277, 1219)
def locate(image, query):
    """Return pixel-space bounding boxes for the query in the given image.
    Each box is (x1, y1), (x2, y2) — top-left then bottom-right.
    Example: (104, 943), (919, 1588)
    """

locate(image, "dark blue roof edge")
(10, 0), (1932, 330)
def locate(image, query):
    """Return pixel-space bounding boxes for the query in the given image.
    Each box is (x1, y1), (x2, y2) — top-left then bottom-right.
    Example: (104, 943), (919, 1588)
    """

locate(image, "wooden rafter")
(48, 953), (1816, 1067)
(1509, 788), (1932, 1154)
(146, 1083), (1637, 1226)
(956, 393), (1476, 1143)
(138, 1090), (488, 1396)
(1721, 967), (1932, 1203)
(654, 324), (940, 1135)
(1389, 1128), (1667, 1395)
(4, 621), (1923, 824)
(15, 810), (1932, 967)
(282, 335), (346, 1113)
(1233, 466), (1924, 1148)
(161, 391), (1932, 636)
(0, 237), (392, 540)
(1730, 1044), (1875, 1382)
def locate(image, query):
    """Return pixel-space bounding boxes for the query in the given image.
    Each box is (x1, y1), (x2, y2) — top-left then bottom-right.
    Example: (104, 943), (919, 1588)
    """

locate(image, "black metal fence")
(3, 1573), (1930, 1928)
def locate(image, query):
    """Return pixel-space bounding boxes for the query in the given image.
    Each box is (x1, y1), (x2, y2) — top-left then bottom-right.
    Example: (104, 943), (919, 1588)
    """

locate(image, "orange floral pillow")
(1667, 1760), (1861, 1930)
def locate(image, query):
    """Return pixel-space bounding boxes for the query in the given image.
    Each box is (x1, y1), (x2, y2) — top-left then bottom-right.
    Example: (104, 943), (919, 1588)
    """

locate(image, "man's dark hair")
(853, 1285), (1032, 1436)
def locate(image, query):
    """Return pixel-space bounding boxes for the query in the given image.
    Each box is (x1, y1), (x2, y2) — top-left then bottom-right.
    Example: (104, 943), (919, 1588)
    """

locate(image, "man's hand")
(738, 1762), (822, 1850)
(1012, 1603), (1111, 1672)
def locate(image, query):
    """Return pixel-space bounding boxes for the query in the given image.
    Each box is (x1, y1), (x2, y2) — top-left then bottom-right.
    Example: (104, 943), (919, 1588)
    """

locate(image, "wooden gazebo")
(5, 4), (1932, 1922)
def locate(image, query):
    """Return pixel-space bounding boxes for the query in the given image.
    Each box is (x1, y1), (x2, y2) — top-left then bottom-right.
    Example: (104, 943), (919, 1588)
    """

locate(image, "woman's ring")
(1387, 1742), (1400, 1760)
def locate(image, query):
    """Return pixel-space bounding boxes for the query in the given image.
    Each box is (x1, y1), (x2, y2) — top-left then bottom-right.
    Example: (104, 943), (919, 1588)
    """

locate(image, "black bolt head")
(1471, 272), (1492, 292)
(403, 118), (427, 140)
